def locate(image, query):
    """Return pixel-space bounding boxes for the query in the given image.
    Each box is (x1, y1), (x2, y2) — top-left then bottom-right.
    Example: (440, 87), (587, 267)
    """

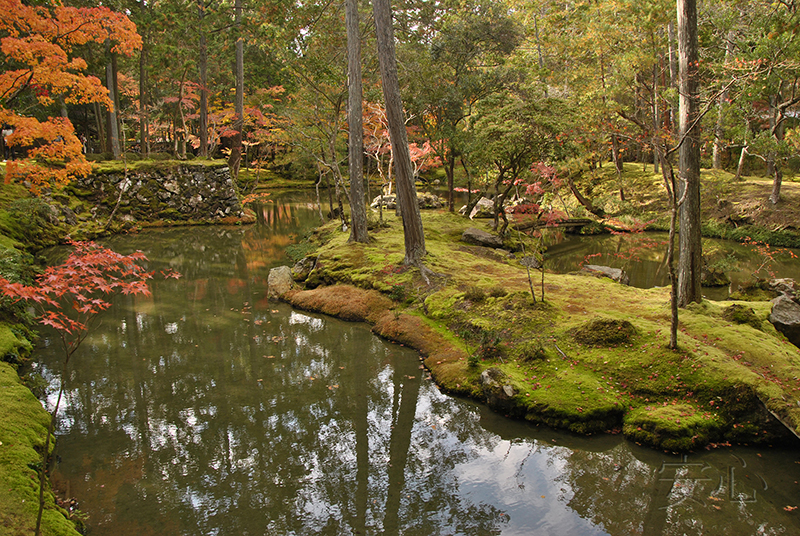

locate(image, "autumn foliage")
(0, 0), (141, 194)
(0, 240), (172, 338)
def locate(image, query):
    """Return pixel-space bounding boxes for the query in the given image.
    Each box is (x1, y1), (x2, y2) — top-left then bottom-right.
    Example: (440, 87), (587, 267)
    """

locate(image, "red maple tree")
(0, 240), (178, 535)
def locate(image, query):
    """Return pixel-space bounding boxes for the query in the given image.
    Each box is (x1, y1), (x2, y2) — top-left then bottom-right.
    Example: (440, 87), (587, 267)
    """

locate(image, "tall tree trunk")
(677, 0), (702, 306)
(198, 1), (208, 157)
(653, 62), (660, 173)
(712, 34), (734, 169)
(106, 56), (121, 159)
(228, 0), (244, 179)
(373, 0), (426, 265)
(445, 153), (455, 212)
(139, 0), (149, 157)
(178, 68), (189, 159)
(770, 115), (786, 205)
(347, 0), (368, 243)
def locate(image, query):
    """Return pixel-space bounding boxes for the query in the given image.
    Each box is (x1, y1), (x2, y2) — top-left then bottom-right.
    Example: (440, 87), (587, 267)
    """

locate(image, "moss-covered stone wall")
(70, 163), (244, 222)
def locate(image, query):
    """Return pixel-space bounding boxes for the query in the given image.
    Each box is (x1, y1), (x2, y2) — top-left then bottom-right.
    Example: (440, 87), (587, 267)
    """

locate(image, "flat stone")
(581, 264), (630, 285)
(462, 227), (503, 248)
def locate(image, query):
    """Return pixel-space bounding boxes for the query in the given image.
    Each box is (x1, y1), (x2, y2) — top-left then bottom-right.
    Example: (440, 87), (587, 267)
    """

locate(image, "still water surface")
(40, 196), (800, 535)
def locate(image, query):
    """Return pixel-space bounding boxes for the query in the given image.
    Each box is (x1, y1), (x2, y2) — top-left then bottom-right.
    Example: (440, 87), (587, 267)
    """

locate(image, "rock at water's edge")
(769, 295), (800, 347)
(268, 266), (294, 299)
(581, 264), (630, 285)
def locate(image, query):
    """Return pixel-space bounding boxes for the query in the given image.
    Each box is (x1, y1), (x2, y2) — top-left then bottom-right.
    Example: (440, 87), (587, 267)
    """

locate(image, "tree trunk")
(106, 56), (121, 159)
(768, 94), (786, 205)
(178, 68), (189, 159)
(712, 34), (733, 169)
(347, 0), (369, 243)
(373, 0), (426, 265)
(677, 0), (702, 306)
(652, 62), (659, 173)
(445, 153), (455, 212)
(228, 0), (244, 179)
(734, 145), (747, 181)
(198, 1), (208, 157)
(139, 0), (149, 157)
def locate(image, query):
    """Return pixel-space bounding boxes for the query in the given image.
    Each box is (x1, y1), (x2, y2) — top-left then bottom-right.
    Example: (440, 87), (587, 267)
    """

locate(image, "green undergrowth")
(299, 208), (800, 451)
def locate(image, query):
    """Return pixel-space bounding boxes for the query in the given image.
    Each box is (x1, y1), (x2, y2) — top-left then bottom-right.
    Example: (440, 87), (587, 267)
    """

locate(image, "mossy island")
(277, 209), (800, 453)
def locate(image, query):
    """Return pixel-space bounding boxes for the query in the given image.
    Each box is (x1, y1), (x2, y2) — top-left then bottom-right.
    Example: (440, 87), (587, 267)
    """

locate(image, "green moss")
(721, 304), (762, 330)
(623, 403), (723, 451)
(0, 362), (82, 536)
(0, 323), (33, 365)
(572, 317), (637, 346)
(294, 207), (800, 451)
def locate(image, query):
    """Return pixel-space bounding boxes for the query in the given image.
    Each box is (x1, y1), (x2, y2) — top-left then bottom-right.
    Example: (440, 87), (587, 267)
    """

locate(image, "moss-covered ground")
(285, 207), (800, 453)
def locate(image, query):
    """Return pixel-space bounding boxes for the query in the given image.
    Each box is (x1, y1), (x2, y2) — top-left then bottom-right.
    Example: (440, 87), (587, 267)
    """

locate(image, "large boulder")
(462, 227), (503, 249)
(580, 264), (630, 285)
(769, 295), (800, 347)
(291, 256), (317, 282)
(768, 278), (798, 298)
(268, 265), (294, 299)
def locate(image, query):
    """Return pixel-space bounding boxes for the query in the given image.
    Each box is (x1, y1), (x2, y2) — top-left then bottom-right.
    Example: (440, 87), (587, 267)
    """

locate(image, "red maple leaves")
(0, 240), (178, 336)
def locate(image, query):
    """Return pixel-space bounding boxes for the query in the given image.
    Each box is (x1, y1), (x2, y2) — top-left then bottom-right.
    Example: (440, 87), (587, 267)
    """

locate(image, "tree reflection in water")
(37, 204), (800, 536)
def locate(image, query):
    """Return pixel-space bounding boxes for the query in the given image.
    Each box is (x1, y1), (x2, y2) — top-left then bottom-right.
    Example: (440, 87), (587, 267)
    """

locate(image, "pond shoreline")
(277, 210), (800, 454)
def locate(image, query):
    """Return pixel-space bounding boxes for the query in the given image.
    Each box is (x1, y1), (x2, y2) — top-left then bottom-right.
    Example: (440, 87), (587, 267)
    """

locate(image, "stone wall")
(70, 163), (245, 222)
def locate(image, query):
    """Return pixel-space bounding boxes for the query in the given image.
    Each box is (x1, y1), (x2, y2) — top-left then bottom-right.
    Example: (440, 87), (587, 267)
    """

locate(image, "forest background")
(1, 0), (798, 206)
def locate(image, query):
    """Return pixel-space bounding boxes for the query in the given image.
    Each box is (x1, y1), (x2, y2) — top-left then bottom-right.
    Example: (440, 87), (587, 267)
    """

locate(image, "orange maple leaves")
(1, 0), (141, 194)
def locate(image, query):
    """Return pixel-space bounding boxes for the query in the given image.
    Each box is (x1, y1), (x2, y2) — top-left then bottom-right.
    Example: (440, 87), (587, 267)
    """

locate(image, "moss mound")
(623, 402), (723, 451)
(722, 303), (762, 330)
(572, 317), (637, 346)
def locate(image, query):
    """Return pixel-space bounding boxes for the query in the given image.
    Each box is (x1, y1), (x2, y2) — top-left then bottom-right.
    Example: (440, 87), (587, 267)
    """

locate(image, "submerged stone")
(580, 264), (630, 285)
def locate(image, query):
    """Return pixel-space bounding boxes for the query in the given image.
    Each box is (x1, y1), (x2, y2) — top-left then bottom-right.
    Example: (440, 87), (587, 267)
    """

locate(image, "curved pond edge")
(281, 281), (800, 453)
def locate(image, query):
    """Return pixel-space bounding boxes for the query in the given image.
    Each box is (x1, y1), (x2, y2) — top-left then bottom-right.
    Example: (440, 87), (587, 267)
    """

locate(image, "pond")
(543, 230), (800, 301)
(38, 195), (800, 535)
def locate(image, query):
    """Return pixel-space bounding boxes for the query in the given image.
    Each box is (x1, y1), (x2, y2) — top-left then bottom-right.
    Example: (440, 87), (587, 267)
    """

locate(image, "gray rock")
(768, 278), (798, 298)
(291, 256), (317, 282)
(581, 264), (630, 285)
(469, 197), (495, 219)
(268, 266), (294, 299)
(462, 227), (503, 248)
(370, 194), (396, 209)
(521, 256), (541, 269)
(769, 294), (800, 347)
(480, 367), (516, 412)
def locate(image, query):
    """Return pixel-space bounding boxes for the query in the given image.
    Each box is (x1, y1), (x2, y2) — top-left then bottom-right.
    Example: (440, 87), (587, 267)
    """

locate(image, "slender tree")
(373, 0), (426, 264)
(676, 0), (702, 306)
(228, 0), (245, 179)
(347, 0), (369, 243)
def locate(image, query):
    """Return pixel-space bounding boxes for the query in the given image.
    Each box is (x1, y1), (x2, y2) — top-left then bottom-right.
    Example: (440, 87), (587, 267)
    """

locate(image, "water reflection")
(38, 196), (800, 535)
(545, 231), (800, 300)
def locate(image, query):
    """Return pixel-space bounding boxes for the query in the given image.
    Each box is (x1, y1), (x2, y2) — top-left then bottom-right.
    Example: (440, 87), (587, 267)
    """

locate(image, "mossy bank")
(281, 210), (800, 452)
